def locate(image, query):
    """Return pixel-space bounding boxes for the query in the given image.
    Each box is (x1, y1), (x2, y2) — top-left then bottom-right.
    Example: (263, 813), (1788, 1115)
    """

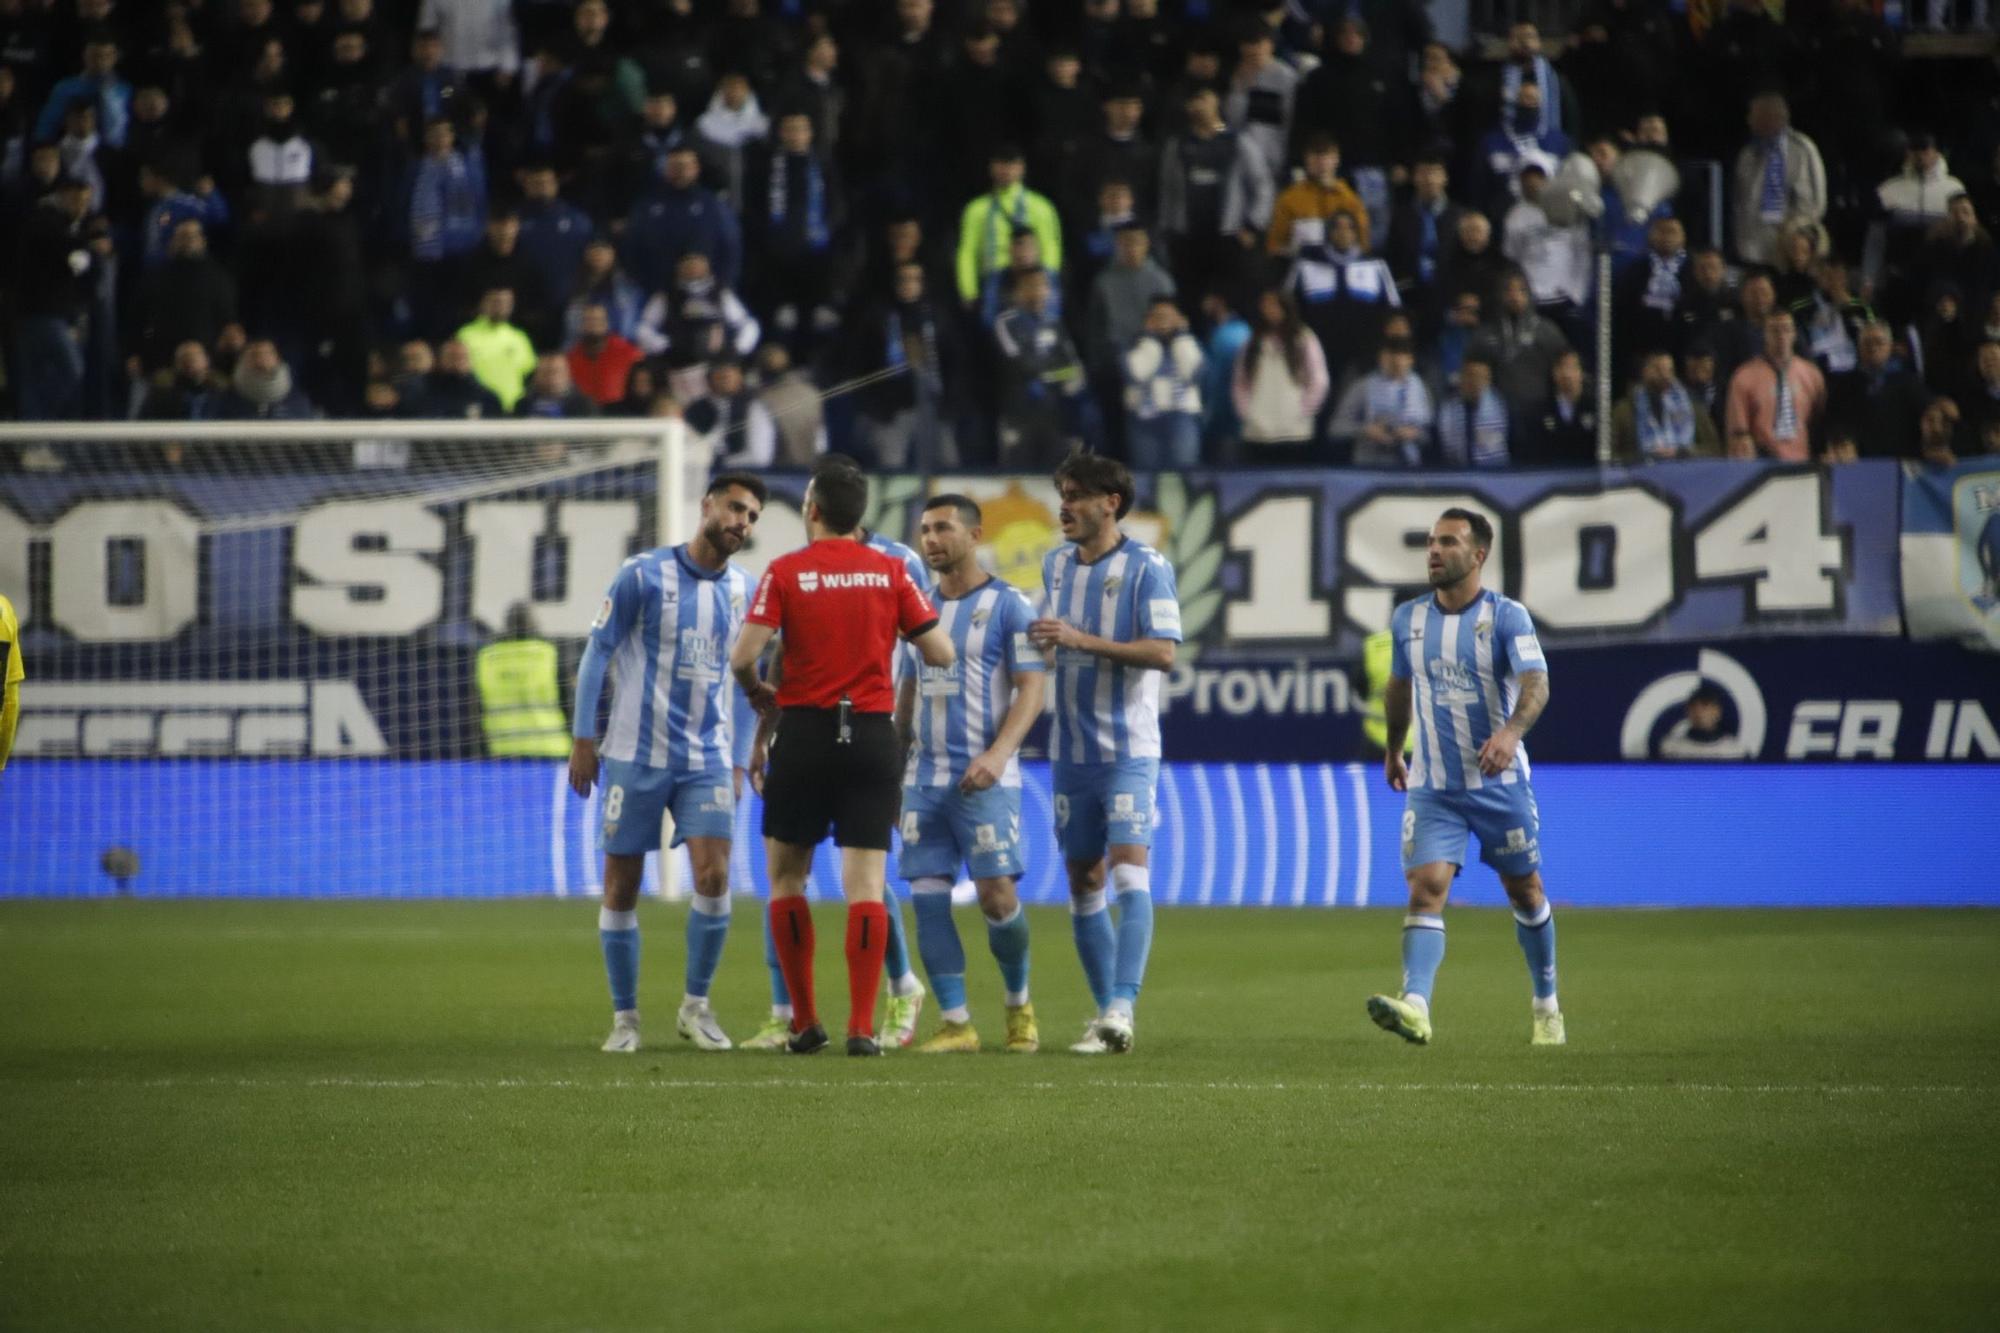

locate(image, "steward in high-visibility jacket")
(478, 604), (569, 758)
(0, 592), (22, 771)
(1360, 628), (1393, 757)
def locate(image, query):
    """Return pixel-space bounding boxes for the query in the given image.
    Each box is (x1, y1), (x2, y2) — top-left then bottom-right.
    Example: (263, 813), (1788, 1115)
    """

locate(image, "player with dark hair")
(731, 458), (956, 1055)
(1370, 507), (1565, 1047)
(896, 493), (1048, 1053)
(1030, 451), (1181, 1053)
(569, 472), (768, 1054)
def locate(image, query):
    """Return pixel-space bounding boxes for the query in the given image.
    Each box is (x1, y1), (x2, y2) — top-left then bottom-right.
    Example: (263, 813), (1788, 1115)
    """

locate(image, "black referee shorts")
(760, 709), (903, 851)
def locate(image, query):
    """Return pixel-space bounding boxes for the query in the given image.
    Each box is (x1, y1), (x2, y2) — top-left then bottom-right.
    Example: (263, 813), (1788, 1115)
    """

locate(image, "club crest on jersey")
(971, 608), (992, 628)
(1102, 575), (1124, 597)
(1476, 620), (1492, 640)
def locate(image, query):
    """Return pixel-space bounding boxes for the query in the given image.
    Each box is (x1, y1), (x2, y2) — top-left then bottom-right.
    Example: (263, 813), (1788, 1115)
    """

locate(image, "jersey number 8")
(604, 785), (625, 821)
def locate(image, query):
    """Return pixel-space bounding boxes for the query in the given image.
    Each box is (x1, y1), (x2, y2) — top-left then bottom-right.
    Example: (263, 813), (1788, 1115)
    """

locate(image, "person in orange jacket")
(1266, 134), (1370, 258)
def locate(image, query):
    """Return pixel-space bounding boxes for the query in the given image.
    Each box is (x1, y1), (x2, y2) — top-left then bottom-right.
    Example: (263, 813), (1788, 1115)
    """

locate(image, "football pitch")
(2, 901), (1995, 1332)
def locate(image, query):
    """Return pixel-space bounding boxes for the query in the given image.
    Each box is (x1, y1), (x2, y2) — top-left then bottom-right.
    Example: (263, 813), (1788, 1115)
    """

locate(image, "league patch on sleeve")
(591, 597), (613, 630)
(1012, 632), (1035, 660)
(1149, 599), (1182, 631)
(1514, 634), (1544, 662)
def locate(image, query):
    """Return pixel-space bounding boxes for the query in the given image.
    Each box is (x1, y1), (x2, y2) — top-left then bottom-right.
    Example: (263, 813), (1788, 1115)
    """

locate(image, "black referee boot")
(846, 1035), (881, 1056)
(786, 1024), (829, 1054)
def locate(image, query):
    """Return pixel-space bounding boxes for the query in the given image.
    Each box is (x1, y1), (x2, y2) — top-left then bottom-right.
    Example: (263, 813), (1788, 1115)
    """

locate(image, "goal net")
(0, 416), (810, 899)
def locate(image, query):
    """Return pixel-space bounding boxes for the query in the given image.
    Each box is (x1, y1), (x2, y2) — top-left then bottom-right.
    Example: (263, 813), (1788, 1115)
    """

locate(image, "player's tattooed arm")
(1504, 670), (1550, 736)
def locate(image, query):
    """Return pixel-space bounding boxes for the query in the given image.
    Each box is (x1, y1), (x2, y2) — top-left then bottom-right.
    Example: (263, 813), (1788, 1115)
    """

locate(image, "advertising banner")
(1902, 459), (2000, 652)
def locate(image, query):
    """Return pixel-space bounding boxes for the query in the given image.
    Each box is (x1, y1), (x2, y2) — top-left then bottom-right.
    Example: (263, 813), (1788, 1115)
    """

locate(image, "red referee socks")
(846, 901), (889, 1039)
(769, 897), (817, 1032)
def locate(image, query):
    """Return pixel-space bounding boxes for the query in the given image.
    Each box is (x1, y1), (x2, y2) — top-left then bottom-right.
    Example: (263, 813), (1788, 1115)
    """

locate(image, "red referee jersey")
(748, 538), (938, 713)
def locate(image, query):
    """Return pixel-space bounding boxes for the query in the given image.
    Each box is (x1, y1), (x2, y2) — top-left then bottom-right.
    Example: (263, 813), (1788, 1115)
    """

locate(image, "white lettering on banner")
(1785, 700), (1901, 760)
(1164, 663), (1353, 717)
(292, 500), (446, 636)
(1518, 489), (1675, 629)
(49, 500), (201, 642)
(14, 681), (387, 757)
(1924, 701), (2000, 759)
(1692, 472), (1844, 612)
(465, 500), (638, 634)
(1226, 495), (1331, 639)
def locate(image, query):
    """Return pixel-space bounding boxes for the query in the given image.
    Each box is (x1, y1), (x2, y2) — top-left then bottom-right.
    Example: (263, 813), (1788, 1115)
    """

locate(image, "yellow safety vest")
(477, 638), (570, 758)
(0, 592), (21, 772)
(1361, 629), (1393, 753)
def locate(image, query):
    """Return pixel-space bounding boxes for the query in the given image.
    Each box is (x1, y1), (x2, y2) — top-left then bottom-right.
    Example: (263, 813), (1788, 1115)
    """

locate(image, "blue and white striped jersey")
(1042, 536), (1182, 764)
(904, 578), (1045, 788)
(591, 544), (754, 771)
(866, 529), (934, 688)
(1389, 588), (1548, 791)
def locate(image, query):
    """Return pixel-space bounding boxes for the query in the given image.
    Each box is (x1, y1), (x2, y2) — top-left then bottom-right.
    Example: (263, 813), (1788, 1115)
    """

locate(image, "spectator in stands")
(35, 28), (128, 148)
(1432, 288), (1484, 396)
(994, 267), (1087, 468)
(1796, 257), (1876, 375)
(1613, 348), (1721, 463)
(1231, 289), (1328, 466)
(1969, 341), (2000, 443)
(1123, 297), (1205, 469)
(1518, 349), (1598, 466)
(1919, 196), (1997, 315)
(1069, 177), (1137, 312)
(753, 343), (828, 468)
(1469, 269), (1569, 411)
(956, 143), (1063, 309)
(853, 259), (958, 469)
(403, 115), (487, 339)
(514, 353), (597, 418)
(1502, 161), (1590, 338)
(246, 88), (315, 211)
(1670, 246), (1735, 359)
(53, 98), (107, 216)
(565, 303), (641, 409)
(784, 31), (842, 153)
(137, 158), (228, 266)
(1829, 322), (1930, 458)
(1387, 152), (1463, 312)
(1201, 289), (1252, 453)
(1725, 308), (1825, 460)
(1288, 209), (1400, 386)
(1436, 211), (1506, 329)
(1223, 24), (1296, 182)
(1715, 271), (1778, 390)
(1584, 134), (1674, 276)
(217, 338), (317, 419)
(1069, 81), (1159, 230)
(419, 0), (520, 95)
(135, 219), (238, 374)
(747, 109), (842, 349)
(515, 159), (592, 329)
(1617, 216), (1690, 372)
(1919, 396), (1961, 468)
(564, 236), (646, 347)
(615, 86), (687, 215)
(1683, 338), (1724, 419)
(390, 27), (467, 147)
(136, 340), (224, 420)
(687, 358), (774, 467)
(1290, 17), (1400, 245)
(1497, 21), (1580, 142)
(695, 70), (769, 208)
(639, 250), (760, 402)
(1027, 44), (1094, 195)
(461, 207), (556, 349)
(456, 285), (537, 411)
(1731, 93), (1827, 269)
(1472, 82), (1569, 217)
(1435, 353), (1511, 467)
(1087, 223), (1175, 424)
(1267, 134), (1369, 259)
(1157, 84), (1272, 303)
(1412, 43), (1472, 166)
(1331, 335), (1434, 468)
(1878, 133), (1967, 231)
(625, 143), (741, 296)
(406, 336), (503, 417)
(1770, 221), (1824, 312)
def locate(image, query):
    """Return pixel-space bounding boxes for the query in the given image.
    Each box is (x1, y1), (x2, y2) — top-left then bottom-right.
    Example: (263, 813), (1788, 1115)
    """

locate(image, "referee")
(731, 458), (956, 1055)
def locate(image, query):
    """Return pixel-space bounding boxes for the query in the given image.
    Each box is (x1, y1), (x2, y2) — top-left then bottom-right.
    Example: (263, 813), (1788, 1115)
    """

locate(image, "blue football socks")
(763, 909), (791, 1011)
(1110, 865), (1154, 1009)
(1514, 900), (1559, 1008)
(882, 885), (917, 991)
(1070, 890), (1116, 1011)
(1401, 913), (1446, 1004)
(599, 906), (640, 1013)
(986, 903), (1031, 1004)
(911, 879), (967, 1019)
(683, 893), (730, 1001)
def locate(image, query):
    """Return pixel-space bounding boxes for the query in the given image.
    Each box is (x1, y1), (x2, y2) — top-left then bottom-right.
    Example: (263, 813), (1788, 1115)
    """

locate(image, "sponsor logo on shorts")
(973, 823), (1000, 853)
(698, 785), (730, 814)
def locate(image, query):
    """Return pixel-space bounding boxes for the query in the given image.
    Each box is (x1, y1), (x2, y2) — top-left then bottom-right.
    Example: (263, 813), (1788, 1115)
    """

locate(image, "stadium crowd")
(2, 0), (1999, 467)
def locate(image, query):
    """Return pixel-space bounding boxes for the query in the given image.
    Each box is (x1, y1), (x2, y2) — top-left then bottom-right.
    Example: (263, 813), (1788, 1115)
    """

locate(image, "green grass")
(2, 902), (1996, 1332)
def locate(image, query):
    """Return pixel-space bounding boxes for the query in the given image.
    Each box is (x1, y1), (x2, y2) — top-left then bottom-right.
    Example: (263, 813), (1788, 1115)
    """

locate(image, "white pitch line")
(26, 1075), (1988, 1097)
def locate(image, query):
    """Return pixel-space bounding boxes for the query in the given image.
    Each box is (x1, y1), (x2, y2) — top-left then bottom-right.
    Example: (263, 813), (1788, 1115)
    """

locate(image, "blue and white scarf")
(1438, 388), (1510, 466)
(1759, 136), (1787, 223)
(1644, 250), (1685, 314)
(1501, 57), (1561, 136)
(885, 303), (943, 397)
(1633, 381), (1695, 458)
(1365, 372), (1433, 431)
(409, 152), (478, 261)
(768, 151), (829, 252)
(1771, 363), (1798, 443)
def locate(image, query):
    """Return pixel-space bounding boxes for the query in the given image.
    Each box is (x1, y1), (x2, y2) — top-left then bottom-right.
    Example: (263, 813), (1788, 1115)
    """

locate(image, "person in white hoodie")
(1231, 287), (1329, 465)
(695, 71), (770, 208)
(1877, 133), (1966, 229)
(1502, 161), (1591, 333)
(1124, 297), (1207, 469)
